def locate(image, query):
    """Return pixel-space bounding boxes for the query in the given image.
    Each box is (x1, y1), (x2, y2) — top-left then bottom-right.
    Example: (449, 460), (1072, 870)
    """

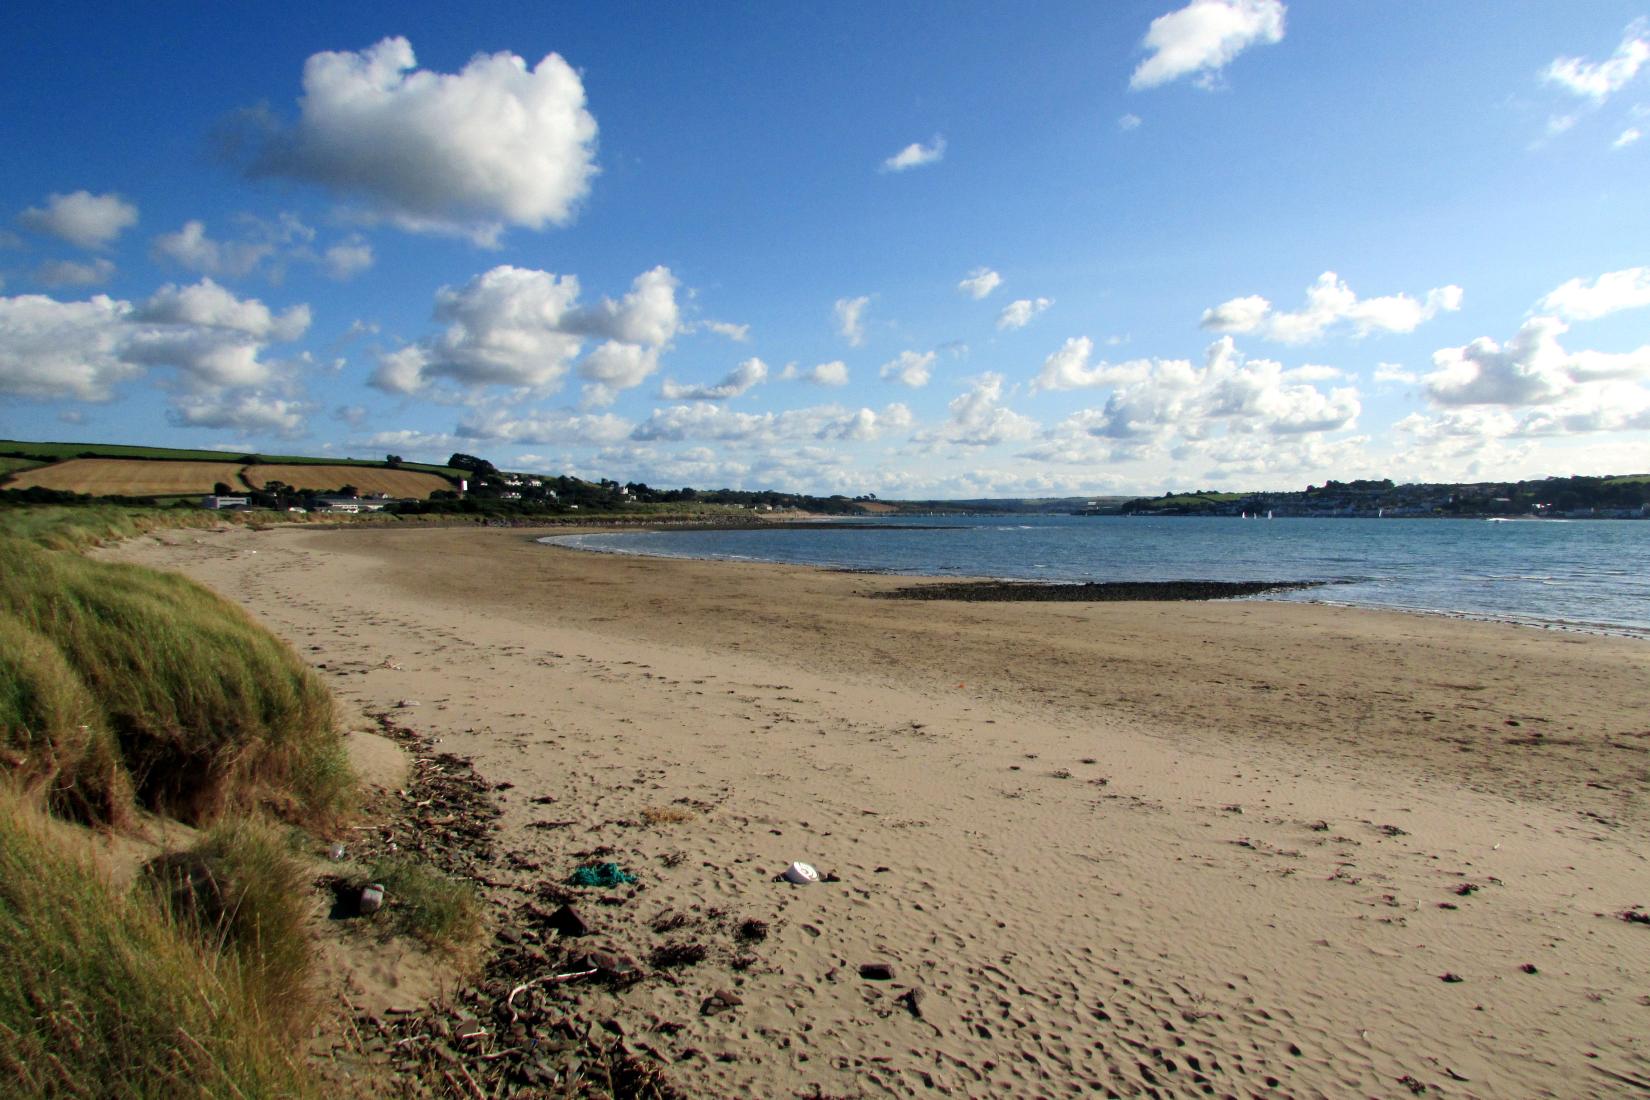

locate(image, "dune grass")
(0, 535), (349, 828)
(0, 503), (235, 552)
(0, 790), (322, 1099)
(144, 819), (317, 1031)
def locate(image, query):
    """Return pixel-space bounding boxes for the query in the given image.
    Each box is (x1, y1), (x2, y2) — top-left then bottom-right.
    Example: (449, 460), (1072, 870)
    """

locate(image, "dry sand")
(107, 523), (1650, 1098)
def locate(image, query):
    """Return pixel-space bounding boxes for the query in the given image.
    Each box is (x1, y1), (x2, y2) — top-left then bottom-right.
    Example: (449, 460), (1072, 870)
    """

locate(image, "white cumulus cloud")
(18, 191), (138, 249)
(700, 320), (751, 342)
(782, 360), (850, 386)
(1030, 336), (1150, 392)
(0, 294), (138, 399)
(0, 280), (310, 402)
(324, 237), (375, 280)
(834, 295), (869, 346)
(917, 373), (1040, 448)
(1615, 127), (1643, 148)
(126, 279), (311, 391)
(997, 296), (1052, 331)
(454, 407), (631, 446)
(660, 357), (768, 400)
(1200, 271), (1462, 344)
(36, 258), (115, 288)
(880, 349), (936, 388)
(251, 37), (598, 243)
(957, 267), (1002, 299)
(167, 393), (310, 436)
(152, 220), (274, 278)
(1543, 20), (1649, 101)
(372, 264), (679, 400)
(881, 135), (945, 172)
(1425, 316), (1650, 408)
(1043, 336), (1360, 453)
(1538, 267), (1650, 321)
(1130, 0), (1286, 91)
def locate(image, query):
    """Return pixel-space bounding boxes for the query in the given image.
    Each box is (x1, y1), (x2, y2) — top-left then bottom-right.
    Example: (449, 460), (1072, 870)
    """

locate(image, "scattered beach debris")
(735, 918), (769, 943)
(897, 988), (925, 1018)
(1621, 908), (1650, 925)
(1439, 972), (1464, 983)
(569, 862), (637, 888)
(395, 698), (421, 708)
(327, 841), (347, 860)
(358, 882), (386, 914)
(859, 963), (896, 981)
(780, 861), (821, 885)
(1521, 963), (1540, 974)
(650, 941), (709, 969)
(1376, 824), (1409, 837)
(1454, 883), (1480, 896)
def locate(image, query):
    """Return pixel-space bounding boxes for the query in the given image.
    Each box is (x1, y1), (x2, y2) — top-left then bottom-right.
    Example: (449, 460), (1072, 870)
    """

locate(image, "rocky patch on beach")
(873, 578), (1325, 602)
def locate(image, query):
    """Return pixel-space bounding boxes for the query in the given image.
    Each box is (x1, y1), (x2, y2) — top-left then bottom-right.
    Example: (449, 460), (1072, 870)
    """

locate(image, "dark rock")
(581, 951), (621, 973)
(859, 963), (895, 981)
(600, 1017), (624, 1036)
(548, 903), (591, 937)
(713, 989), (743, 1006)
(897, 988), (924, 1018)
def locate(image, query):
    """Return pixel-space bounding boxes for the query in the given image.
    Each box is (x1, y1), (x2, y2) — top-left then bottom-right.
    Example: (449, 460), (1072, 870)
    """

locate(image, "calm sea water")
(543, 515), (1650, 637)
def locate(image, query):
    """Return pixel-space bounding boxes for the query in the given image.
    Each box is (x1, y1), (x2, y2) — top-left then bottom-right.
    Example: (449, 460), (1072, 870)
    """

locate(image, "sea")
(542, 515), (1650, 638)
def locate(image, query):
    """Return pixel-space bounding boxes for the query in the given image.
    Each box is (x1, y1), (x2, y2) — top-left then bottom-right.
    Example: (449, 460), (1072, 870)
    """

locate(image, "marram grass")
(0, 535), (349, 828)
(0, 789), (322, 1099)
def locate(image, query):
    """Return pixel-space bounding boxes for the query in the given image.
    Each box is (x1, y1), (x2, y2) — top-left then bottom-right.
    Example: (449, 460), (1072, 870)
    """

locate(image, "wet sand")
(108, 523), (1650, 1098)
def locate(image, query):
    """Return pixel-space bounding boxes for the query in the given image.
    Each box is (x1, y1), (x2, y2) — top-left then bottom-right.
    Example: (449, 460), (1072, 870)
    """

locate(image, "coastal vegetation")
(0, 795), (323, 1097)
(1119, 474), (1650, 518)
(0, 504), (355, 1094)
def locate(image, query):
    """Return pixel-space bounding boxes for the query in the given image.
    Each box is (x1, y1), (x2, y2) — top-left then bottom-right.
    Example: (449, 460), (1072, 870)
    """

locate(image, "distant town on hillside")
(2, 440), (1648, 519)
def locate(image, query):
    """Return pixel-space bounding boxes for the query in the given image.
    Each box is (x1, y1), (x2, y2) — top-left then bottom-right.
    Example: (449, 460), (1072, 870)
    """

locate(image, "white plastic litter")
(782, 861), (820, 885)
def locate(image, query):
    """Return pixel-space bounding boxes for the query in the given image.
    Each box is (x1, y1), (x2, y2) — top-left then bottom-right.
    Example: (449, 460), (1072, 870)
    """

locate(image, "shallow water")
(544, 515), (1650, 637)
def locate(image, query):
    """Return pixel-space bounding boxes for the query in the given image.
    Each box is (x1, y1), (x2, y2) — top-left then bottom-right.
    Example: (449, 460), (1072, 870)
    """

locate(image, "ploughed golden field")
(5, 459), (452, 499)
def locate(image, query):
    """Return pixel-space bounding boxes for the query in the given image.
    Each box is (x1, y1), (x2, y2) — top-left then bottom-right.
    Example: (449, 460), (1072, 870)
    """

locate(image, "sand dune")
(106, 524), (1650, 1098)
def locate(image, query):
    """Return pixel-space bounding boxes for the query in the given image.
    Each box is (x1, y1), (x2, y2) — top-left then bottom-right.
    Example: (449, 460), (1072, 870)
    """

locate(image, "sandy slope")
(107, 524), (1650, 1098)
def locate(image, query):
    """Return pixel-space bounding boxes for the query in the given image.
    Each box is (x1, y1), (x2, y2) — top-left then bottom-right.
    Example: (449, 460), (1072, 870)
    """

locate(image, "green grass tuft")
(0, 789), (321, 1098)
(366, 855), (484, 950)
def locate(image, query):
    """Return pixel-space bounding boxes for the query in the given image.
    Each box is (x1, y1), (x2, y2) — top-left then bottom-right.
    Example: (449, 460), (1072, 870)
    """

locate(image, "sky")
(1, 1), (1647, 498)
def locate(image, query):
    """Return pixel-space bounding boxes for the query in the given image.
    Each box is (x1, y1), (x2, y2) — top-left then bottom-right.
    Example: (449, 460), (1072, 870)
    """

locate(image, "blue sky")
(2, 1), (1647, 497)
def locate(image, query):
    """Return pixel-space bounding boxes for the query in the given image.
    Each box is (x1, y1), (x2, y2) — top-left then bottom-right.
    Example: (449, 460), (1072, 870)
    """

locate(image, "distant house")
(202, 495), (249, 510)
(311, 495), (391, 514)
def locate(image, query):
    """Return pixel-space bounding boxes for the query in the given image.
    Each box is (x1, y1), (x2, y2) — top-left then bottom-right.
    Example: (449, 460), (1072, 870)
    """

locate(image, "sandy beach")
(106, 523), (1650, 1098)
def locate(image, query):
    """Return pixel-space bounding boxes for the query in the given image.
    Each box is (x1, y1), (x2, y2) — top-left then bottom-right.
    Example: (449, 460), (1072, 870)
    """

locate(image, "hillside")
(0, 441), (459, 501)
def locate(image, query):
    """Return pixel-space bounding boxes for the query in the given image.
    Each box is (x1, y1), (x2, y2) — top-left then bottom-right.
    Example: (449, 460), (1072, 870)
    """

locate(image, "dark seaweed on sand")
(872, 579), (1325, 602)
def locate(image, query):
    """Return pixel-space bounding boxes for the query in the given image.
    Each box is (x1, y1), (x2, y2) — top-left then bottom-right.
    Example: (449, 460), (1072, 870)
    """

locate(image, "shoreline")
(542, 526), (1650, 641)
(104, 523), (1650, 1097)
